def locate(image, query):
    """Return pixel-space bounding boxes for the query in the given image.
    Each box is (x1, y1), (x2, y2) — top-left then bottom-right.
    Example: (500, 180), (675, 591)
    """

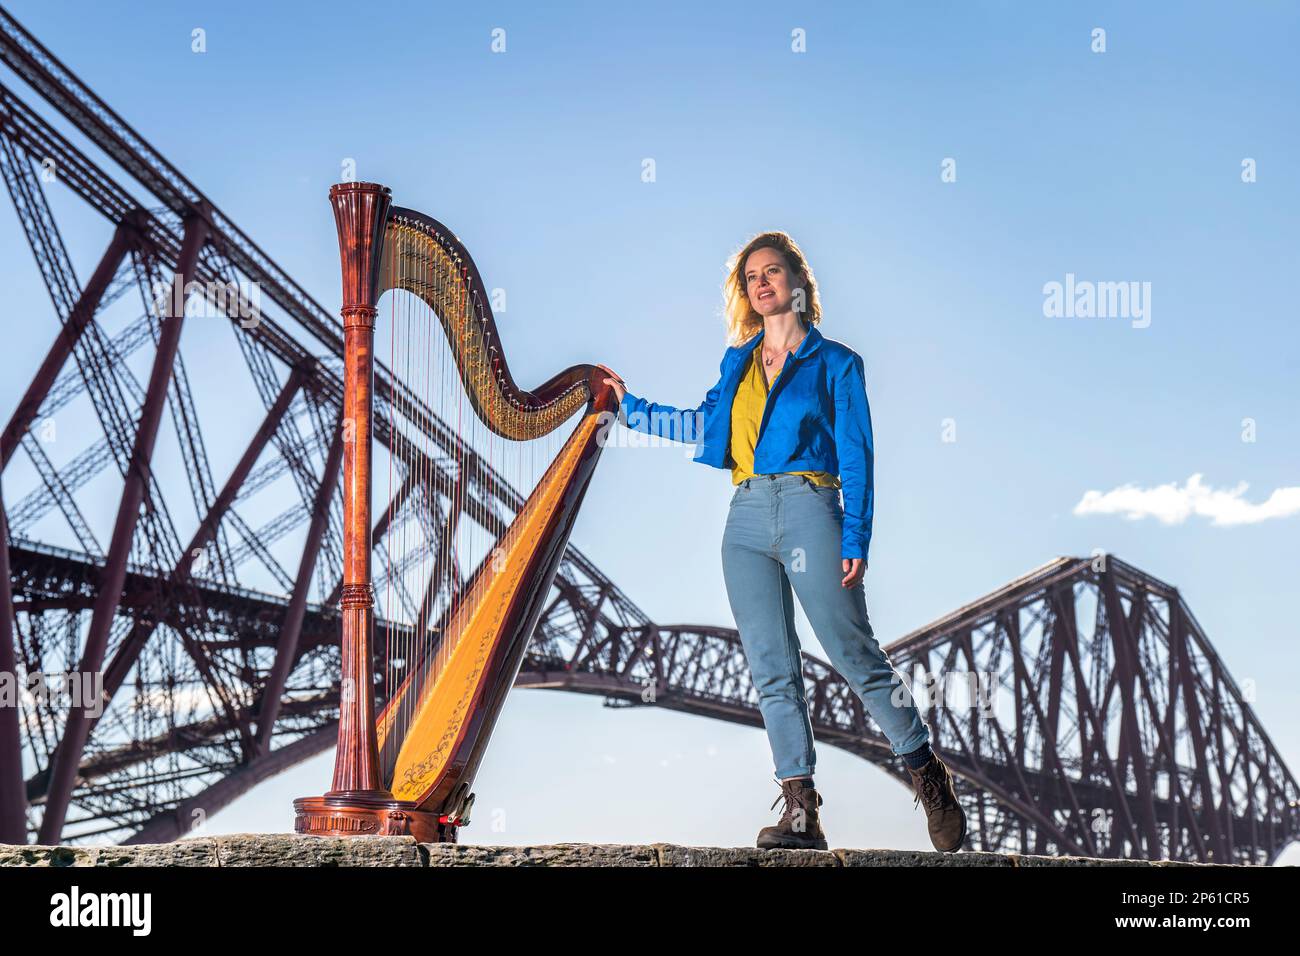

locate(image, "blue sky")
(1, 1), (1296, 858)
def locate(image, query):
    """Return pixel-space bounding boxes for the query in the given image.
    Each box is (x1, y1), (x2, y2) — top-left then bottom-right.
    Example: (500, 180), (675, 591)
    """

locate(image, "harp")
(293, 183), (616, 842)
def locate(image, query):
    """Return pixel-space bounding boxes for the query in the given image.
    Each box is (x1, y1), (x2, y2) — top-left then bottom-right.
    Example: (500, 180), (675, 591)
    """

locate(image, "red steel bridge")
(0, 8), (1295, 862)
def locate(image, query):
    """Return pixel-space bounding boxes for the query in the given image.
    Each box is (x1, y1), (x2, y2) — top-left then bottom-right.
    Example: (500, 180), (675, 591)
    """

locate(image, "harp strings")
(374, 222), (570, 773)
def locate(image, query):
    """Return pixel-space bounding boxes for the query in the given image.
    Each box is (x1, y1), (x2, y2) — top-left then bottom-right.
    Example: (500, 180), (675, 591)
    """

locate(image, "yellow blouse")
(729, 348), (841, 488)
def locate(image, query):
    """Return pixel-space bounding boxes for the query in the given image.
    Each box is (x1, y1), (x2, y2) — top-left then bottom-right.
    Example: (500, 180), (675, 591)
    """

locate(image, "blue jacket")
(617, 323), (875, 562)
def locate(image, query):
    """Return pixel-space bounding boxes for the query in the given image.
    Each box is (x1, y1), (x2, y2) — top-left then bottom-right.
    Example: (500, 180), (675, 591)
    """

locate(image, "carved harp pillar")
(294, 183), (617, 842)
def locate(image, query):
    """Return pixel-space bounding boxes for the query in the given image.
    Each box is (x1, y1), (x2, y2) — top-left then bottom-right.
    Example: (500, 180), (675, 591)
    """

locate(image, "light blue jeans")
(721, 473), (931, 780)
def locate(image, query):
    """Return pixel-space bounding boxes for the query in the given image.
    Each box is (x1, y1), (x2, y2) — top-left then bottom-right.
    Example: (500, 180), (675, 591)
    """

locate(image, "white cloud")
(1073, 473), (1300, 527)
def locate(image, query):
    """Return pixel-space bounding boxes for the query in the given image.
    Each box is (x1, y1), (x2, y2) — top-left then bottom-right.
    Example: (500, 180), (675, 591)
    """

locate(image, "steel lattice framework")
(0, 8), (1294, 861)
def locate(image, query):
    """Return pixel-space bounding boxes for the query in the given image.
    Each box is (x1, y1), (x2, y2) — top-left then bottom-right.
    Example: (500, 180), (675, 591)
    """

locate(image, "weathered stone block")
(421, 842), (658, 867)
(654, 843), (840, 867)
(213, 834), (424, 867)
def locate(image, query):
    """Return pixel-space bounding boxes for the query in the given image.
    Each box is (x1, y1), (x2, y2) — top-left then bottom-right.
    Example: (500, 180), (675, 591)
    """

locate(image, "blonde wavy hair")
(723, 231), (823, 347)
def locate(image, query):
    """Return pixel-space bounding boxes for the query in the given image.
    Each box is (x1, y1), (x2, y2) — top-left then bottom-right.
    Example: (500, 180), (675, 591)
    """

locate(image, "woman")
(597, 231), (967, 853)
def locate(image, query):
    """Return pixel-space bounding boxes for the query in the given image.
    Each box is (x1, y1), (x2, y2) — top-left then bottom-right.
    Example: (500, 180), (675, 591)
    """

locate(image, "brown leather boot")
(756, 776), (828, 850)
(906, 753), (967, 852)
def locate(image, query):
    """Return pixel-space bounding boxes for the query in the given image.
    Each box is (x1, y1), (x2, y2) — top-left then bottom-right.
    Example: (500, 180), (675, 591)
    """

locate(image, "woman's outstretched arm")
(606, 357), (728, 446)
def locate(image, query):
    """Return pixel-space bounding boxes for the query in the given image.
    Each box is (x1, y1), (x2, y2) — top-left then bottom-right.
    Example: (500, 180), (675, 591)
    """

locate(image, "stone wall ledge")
(0, 834), (1245, 867)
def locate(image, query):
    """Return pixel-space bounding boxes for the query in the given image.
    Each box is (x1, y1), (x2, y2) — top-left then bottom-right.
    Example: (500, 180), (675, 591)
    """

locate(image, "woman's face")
(743, 247), (800, 318)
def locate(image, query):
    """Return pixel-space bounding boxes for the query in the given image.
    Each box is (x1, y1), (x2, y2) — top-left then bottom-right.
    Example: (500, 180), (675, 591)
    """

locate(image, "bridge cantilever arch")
(0, 7), (1295, 863)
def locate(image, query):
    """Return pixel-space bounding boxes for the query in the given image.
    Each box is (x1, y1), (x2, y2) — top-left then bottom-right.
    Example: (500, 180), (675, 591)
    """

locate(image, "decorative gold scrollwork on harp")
(381, 217), (589, 441)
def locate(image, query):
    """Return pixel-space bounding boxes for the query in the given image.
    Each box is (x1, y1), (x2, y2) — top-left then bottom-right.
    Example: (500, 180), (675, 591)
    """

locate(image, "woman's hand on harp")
(596, 364), (626, 403)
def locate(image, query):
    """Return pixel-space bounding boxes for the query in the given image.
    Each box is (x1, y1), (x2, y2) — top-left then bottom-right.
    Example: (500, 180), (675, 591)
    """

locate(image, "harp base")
(293, 791), (459, 843)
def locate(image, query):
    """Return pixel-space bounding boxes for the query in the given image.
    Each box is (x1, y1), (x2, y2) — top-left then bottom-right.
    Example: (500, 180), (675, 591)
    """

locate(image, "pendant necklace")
(763, 331), (806, 366)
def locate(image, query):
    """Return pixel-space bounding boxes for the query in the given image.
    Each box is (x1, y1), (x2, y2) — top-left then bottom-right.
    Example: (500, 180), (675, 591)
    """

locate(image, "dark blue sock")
(900, 743), (934, 770)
